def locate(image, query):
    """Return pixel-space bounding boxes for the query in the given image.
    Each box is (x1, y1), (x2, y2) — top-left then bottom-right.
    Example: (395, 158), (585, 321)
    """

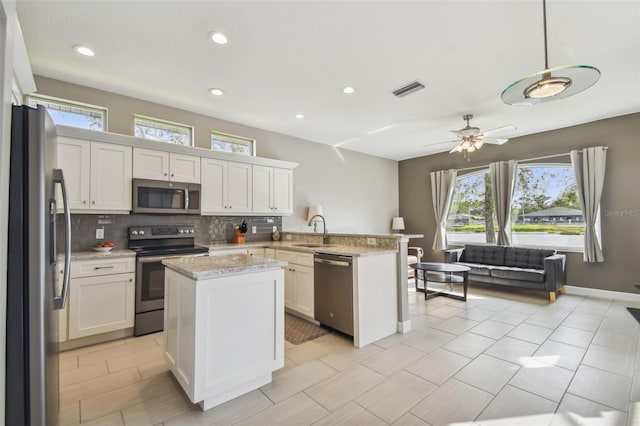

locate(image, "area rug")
(285, 313), (329, 345)
(627, 307), (640, 324)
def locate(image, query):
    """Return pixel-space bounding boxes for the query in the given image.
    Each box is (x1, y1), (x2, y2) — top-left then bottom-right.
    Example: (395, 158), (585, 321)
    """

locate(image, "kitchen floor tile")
(550, 393), (627, 426)
(548, 325), (595, 348)
(406, 348), (471, 385)
(454, 354), (520, 395)
(402, 328), (457, 354)
(532, 340), (586, 371)
(373, 330), (420, 349)
(582, 343), (635, 377)
(318, 343), (383, 371)
(509, 358), (574, 402)
(410, 314), (446, 332)
(120, 388), (194, 425)
(137, 358), (170, 380)
(392, 412), (430, 425)
(233, 392), (329, 426)
(561, 312), (602, 332)
(162, 389), (273, 426)
(106, 346), (163, 373)
(489, 310), (530, 326)
(312, 401), (386, 426)
(355, 370), (437, 423)
(410, 378), (493, 426)
(82, 412), (124, 425)
(484, 336), (539, 365)
(425, 305), (465, 319)
(304, 364), (385, 411)
(468, 320), (516, 340)
(361, 343), (426, 376)
(260, 359), (336, 403)
(60, 367), (142, 407)
(442, 332), (496, 359)
(507, 323), (554, 344)
(475, 385), (557, 426)
(431, 316), (480, 335)
(59, 361), (109, 387)
(567, 365), (632, 411)
(282, 340), (330, 365)
(458, 307), (498, 322)
(592, 328), (638, 353)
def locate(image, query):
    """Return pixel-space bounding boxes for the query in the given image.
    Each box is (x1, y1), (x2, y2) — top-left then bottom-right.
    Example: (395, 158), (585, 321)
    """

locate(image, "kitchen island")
(162, 254), (287, 411)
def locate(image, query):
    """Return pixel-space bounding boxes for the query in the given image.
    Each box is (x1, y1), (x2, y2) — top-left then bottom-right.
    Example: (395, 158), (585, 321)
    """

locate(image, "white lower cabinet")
(276, 250), (314, 318)
(67, 257), (135, 340)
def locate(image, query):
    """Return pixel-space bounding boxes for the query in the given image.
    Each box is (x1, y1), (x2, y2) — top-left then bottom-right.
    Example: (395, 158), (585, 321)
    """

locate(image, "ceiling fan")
(440, 114), (516, 159)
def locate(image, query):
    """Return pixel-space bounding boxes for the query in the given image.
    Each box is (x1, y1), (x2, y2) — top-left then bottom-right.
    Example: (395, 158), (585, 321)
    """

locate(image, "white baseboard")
(397, 320), (412, 334)
(565, 285), (640, 303)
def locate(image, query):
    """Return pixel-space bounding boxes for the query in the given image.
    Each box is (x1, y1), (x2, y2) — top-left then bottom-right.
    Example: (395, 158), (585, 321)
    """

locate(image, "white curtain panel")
(490, 160), (518, 246)
(430, 169), (457, 250)
(571, 146), (607, 262)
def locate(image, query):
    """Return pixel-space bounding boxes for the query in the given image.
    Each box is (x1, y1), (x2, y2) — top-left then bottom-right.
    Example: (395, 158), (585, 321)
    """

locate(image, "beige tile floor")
(59, 284), (640, 425)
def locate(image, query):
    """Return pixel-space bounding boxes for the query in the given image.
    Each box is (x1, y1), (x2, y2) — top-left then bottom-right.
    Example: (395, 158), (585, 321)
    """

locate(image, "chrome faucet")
(307, 214), (328, 244)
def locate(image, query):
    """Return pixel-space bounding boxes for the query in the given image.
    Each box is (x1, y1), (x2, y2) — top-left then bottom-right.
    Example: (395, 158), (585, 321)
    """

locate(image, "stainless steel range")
(128, 225), (209, 336)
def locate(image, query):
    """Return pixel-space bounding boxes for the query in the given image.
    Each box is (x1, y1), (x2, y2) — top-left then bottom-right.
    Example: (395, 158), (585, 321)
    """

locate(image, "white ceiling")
(15, 1), (640, 161)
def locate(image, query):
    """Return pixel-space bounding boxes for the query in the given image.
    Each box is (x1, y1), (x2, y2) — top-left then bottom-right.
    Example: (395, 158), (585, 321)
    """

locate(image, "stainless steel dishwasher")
(314, 253), (354, 336)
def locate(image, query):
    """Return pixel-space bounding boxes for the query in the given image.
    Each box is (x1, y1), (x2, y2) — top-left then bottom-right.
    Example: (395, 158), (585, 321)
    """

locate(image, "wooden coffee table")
(409, 262), (470, 301)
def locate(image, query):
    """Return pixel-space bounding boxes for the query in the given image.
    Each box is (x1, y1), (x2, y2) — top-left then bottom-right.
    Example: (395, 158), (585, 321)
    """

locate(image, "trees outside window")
(210, 131), (255, 156)
(134, 115), (193, 146)
(446, 164), (583, 250)
(26, 94), (106, 131)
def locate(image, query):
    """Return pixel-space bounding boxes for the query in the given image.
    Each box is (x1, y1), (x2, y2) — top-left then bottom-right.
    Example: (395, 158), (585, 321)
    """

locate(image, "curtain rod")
(455, 146), (608, 173)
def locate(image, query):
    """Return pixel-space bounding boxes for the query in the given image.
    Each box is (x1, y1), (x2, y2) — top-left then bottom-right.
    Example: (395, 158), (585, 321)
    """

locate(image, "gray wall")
(399, 113), (640, 293)
(34, 75), (399, 234)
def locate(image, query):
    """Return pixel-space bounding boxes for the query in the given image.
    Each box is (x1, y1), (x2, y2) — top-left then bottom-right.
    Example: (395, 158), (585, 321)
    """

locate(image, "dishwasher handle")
(314, 258), (350, 267)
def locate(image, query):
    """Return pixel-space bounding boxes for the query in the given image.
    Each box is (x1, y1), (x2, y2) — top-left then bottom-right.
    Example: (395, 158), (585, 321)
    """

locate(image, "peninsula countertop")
(163, 253), (287, 280)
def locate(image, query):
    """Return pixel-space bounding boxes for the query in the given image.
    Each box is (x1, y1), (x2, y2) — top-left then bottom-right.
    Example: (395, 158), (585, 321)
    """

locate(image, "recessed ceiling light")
(73, 45), (95, 57)
(209, 32), (228, 45)
(209, 88), (224, 96)
(343, 86), (355, 94)
(294, 113), (304, 119)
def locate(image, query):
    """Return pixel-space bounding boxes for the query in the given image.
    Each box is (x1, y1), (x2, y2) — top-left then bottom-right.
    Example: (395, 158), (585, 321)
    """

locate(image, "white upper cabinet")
(133, 147), (200, 183)
(201, 159), (252, 214)
(252, 166), (293, 215)
(57, 137), (132, 213)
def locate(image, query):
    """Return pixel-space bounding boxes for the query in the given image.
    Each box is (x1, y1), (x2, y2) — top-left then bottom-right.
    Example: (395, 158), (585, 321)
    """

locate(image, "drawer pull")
(94, 265), (115, 270)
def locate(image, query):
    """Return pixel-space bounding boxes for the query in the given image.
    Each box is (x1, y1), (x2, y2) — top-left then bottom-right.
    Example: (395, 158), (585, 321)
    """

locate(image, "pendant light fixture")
(501, 0), (600, 105)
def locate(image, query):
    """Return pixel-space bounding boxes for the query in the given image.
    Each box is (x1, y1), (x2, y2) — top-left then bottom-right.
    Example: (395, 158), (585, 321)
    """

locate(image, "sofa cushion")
(490, 266), (545, 283)
(504, 247), (555, 269)
(408, 255), (419, 265)
(461, 245), (506, 266)
(456, 262), (492, 276)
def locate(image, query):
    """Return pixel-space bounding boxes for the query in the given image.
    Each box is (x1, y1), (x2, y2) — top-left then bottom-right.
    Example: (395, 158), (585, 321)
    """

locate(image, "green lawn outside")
(448, 224), (585, 235)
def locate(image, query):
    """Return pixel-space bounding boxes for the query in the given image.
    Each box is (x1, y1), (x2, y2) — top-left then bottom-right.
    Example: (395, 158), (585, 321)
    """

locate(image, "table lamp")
(391, 217), (405, 234)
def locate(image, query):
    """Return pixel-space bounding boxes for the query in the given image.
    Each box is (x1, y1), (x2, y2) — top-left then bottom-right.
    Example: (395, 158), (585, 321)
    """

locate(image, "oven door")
(135, 253), (208, 314)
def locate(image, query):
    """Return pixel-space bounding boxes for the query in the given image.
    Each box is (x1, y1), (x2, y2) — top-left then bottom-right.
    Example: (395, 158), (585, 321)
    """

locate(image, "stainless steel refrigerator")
(6, 105), (71, 425)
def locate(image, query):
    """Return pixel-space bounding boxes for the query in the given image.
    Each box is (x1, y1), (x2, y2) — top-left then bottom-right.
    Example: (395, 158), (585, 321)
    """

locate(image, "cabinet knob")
(83, 200), (87, 204)
(92, 201), (96, 204)
(164, 173), (168, 176)
(171, 173), (174, 177)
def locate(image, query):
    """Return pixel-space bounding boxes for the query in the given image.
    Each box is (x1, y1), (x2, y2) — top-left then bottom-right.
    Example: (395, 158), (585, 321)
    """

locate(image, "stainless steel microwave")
(132, 178), (201, 214)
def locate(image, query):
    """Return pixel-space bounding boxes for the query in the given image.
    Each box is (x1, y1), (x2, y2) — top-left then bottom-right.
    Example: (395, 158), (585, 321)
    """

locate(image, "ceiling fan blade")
(449, 145), (462, 153)
(423, 139), (459, 147)
(483, 138), (509, 145)
(482, 124), (516, 136)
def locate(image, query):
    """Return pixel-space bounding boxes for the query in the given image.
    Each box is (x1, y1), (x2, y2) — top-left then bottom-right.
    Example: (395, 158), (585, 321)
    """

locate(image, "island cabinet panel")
(164, 268), (284, 410)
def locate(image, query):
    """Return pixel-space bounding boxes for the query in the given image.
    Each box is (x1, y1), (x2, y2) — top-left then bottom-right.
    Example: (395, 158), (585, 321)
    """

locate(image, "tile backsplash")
(58, 214), (281, 251)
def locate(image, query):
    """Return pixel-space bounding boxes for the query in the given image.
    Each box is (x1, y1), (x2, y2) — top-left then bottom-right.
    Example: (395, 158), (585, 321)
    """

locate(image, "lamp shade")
(307, 205), (323, 222)
(391, 217), (405, 233)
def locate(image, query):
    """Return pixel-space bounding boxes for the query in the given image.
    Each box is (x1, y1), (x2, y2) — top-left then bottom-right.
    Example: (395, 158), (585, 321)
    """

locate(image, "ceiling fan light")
(467, 145), (476, 153)
(524, 75), (572, 99)
(474, 140), (484, 149)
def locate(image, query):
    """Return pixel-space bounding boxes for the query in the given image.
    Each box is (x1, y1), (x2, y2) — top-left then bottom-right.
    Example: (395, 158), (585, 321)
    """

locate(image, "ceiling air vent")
(392, 80), (425, 97)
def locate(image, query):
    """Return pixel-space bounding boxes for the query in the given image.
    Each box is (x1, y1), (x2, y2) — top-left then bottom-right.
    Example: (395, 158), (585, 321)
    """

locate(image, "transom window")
(134, 115), (193, 146)
(25, 94), (106, 131)
(211, 131), (255, 156)
(447, 163), (583, 250)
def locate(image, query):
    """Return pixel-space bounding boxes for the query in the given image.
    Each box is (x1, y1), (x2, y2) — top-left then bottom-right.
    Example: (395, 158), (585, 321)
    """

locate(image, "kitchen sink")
(293, 243), (335, 248)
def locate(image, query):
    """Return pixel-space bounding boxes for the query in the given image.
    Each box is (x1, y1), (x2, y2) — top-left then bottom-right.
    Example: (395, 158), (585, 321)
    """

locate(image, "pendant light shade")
(501, 0), (600, 105)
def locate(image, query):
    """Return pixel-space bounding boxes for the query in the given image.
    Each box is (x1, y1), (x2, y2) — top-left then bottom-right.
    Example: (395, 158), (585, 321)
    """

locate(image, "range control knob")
(189, 229), (195, 234)
(139, 230), (145, 235)
(179, 229), (185, 234)
(131, 230), (139, 236)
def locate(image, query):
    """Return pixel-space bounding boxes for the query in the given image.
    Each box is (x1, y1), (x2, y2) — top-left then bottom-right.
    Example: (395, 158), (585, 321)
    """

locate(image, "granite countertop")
(207, 241), (397, 257)
(59, 249), (137, 261)
(163, 253), (288, 280)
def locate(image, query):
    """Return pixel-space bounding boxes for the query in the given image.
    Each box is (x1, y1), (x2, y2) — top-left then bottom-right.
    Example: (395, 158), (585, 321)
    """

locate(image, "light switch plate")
(273, 225), (277, 232)
(251, 226), (257, 234)
(96, 228), (104, 239)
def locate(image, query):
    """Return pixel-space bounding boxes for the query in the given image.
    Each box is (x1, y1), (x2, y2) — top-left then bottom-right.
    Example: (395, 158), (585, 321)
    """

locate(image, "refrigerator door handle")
(185, 188), (189, 210)
(53, 168), (71, 310)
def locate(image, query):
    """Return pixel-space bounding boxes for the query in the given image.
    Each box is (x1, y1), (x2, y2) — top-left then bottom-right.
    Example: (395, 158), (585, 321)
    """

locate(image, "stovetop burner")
(128, 225), (208, 257)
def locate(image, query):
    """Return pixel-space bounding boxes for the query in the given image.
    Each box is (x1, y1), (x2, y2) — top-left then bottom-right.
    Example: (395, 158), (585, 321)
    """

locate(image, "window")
(134, 115), (193, 146)
(210, 131), (255, 156)
(446, 163), (584, 250)
(511, 164), (583, 250)
(446, 170), (497, 245)
(25, 94), (106, 131)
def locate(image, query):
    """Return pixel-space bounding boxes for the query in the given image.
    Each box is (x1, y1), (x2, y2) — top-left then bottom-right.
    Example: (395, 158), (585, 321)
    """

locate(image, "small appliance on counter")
(128, 225), (209, 335)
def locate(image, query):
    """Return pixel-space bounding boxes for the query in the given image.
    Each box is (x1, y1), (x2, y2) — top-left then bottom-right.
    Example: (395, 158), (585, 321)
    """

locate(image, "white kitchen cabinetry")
(201, 159), (252, 214)
(57, 137), (132, 213)
(275, 250), (314, 318)
(252, 166), (293, 215)
(209, 247), (247, 256)
(67, 257), (135, 340)
(133, 147), (200, 183)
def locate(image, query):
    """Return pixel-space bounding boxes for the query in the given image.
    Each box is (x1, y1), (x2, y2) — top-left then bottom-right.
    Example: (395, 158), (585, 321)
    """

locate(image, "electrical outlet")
(96, 228), (104, 239)
(273, 225), (277, 232)
(251, 225), (257, 234)
(367, 237), (376, 246)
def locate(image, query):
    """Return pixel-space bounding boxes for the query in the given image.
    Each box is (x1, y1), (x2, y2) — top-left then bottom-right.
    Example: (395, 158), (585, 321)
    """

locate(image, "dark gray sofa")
(444, 244), (566, 301)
